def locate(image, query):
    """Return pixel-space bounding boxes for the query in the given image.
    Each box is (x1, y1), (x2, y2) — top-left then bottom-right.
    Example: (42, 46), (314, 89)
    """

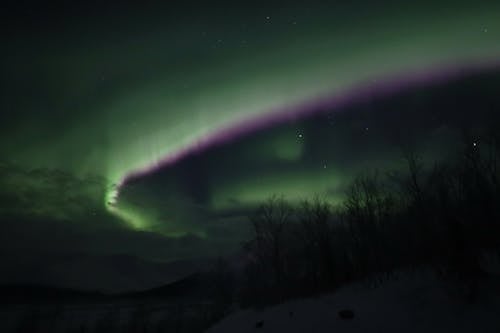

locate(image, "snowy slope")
(207, 271), (500, 333)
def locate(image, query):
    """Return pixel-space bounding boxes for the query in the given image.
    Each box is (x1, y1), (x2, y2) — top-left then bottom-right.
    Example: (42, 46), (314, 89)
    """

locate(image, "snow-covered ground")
(207, 271), (500, 333)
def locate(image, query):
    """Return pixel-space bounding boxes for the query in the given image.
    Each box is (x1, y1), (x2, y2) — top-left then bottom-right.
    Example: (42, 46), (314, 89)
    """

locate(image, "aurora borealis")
(1, 0), (500, 288)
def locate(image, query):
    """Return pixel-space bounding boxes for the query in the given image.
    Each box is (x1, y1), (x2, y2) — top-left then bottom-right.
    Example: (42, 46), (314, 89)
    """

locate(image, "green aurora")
(1, 0), (500, 260)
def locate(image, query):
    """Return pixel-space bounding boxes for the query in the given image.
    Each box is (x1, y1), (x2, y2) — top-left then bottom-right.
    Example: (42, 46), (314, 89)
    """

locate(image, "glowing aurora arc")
(106, 59), (500, 230)
(5, 1), (498, 232)
(95, 2), (500, 231)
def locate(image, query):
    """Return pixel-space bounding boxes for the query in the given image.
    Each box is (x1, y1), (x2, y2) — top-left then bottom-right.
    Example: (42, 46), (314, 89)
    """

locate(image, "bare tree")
(298, 196), (335, 289)
(249, 195), (293, 287)
(342, 172), (395, 278)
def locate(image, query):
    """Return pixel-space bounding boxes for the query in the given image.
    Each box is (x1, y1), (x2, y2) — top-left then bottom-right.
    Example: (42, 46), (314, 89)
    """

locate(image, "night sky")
(1, 0), (500, 288)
